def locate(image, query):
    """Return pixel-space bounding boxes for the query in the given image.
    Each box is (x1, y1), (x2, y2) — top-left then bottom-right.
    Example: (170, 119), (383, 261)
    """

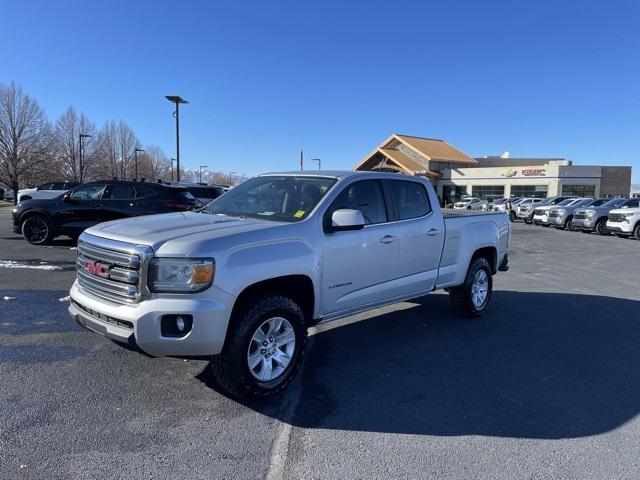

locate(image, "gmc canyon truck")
(68, 171), (510, 398)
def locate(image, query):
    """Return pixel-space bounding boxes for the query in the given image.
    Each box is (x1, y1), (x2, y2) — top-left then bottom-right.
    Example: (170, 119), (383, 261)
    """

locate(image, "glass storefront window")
(471, 185), (505, 200)
(561, 185), (596, 197)
(511, 185), (548, 198)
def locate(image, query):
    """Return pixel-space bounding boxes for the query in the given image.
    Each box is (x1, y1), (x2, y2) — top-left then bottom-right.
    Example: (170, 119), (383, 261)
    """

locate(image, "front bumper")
(549, 215), (567, 227)
(572, 218), (596, 230)
(69, 281), (236, 357)
(606, 222), (632, 234)
(533, 215), (549, 225)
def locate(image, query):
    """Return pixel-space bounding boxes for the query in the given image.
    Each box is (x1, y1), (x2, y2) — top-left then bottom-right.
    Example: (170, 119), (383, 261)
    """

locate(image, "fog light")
(161, 314), (193, 337)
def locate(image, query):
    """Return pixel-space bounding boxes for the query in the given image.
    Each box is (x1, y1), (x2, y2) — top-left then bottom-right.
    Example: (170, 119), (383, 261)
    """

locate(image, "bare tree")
(94, 120), (119, 180)
(53, 106), (97, 181)
(117, 120), (138, 180)
(136, 145), (171, 182)
(0, 82), (53, 203)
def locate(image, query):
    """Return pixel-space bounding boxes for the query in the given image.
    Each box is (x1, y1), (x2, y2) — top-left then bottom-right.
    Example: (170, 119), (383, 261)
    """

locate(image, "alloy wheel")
(470, 269), (489, 308)
(247, 317), (296, 382)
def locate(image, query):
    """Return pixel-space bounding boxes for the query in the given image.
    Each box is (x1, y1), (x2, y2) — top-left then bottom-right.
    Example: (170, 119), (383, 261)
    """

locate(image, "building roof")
(354, 133), (476, 176)
(394, 134), (476, 164)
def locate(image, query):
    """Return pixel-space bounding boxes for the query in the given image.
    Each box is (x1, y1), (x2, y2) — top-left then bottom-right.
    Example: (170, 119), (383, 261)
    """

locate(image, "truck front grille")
(608, 213), (625, 223)
(533, 209), (545, 216)
(76, 235), (153, 304)
(574, 212), (587, 220)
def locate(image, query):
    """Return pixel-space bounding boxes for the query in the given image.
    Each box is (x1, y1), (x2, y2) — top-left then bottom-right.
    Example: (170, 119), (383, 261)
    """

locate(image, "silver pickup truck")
(68, 171), (510, 398)
(572, 198), (628, 235)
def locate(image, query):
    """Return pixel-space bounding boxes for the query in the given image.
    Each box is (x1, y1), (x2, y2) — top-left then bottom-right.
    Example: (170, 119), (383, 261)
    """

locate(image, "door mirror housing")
(63, 192), (74, 203)
(330, 209), (365, 232)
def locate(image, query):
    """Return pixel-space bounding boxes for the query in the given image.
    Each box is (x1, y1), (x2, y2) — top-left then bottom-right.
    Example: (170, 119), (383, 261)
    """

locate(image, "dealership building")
(354, 134), (632, 203)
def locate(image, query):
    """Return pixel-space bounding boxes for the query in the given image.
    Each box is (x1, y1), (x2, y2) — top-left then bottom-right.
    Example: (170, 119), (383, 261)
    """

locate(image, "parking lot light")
(165, 96), (189, 182)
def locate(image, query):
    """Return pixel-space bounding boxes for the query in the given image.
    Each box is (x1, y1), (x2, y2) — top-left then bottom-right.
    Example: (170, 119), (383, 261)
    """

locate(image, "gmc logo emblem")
(83, 260), (110, 278)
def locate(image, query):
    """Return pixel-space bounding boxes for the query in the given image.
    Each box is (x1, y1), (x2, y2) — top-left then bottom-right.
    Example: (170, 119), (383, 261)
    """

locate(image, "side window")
(52, 182), (66, 190)
(390, 181), (432, 220)
(329, 180), (387, 225)
(135, 186), (156, 198)
(69, 184), (107, 200)
(38, 183), (53, 191)
(105, 185), (136, 200)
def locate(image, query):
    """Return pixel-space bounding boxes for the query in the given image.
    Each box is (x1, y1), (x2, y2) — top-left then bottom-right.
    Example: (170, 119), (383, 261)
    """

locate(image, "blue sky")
(2, 0), (639, 182)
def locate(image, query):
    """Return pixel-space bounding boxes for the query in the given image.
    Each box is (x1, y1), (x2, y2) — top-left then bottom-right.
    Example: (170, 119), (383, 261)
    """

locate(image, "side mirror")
(330, 208), (365, 232)
(63, 192), (74, 203)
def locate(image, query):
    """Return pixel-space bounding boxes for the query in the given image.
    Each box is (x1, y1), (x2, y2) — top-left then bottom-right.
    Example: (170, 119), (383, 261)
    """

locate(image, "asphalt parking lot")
(1, 209), (639, 480)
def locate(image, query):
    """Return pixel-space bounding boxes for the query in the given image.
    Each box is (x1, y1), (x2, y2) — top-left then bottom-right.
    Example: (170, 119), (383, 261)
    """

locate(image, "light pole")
(79, 133), (92, 182)
(312, 158), (321, 170)
(165, 95), (188, 181)
(134, 148), (145, 181)
(199, 165), (208, 183)
(171, 158), (177, 182)
(229, 171), (237, 185)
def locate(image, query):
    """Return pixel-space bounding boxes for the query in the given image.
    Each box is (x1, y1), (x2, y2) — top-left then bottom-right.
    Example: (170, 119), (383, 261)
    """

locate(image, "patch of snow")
(3, 296), (16, 301)
(58, 296), (70, 302)
(0, 260), (62, 271)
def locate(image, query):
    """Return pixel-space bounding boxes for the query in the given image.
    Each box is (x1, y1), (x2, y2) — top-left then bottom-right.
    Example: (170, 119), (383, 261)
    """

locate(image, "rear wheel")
(210, 295), (307, 398)
(449, 257), (493, 318)
(21, 214), (54, 245)
(595, 218), (609, 236)
(633, 223), (640, 241)
(509, 211), (516, 222)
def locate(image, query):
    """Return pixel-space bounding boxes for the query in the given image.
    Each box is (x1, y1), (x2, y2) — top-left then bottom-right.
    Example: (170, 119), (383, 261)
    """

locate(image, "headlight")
(586, 210), (594, 217)
(149, 258), (215, 293)
(556, 209), (566, 215)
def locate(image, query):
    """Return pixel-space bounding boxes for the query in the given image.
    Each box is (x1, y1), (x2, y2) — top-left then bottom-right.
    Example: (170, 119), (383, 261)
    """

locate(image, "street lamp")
(229, 171), (237, 185)
(312, 158), (321, 170)
(199, 165), (208, 183)
(134, 148), (145, 181)
(165, 95), (189, 181)
(170, 158), (177, 182)
(79, 133), (92, 182)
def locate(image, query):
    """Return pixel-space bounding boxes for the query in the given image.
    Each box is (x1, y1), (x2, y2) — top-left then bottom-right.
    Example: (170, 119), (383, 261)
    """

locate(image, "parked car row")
(11, 180), (227, 245)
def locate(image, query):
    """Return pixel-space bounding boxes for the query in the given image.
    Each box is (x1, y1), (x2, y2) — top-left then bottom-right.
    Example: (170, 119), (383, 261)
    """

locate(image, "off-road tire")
(449, 257), (493, 318)
(210, 295), (308, 399)
(21, 214), (54, 245)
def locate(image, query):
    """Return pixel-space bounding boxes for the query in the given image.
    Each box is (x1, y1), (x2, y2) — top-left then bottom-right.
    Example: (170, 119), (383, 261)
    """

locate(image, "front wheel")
(633, 223), (640, 241)
(210, 295), (307, 398)
(595, 219), (609, 236)
(449, 257), (493, 318)
(509, 211), (516, 222)
(564, 216), (577, 231)
(21, 215), (54, 245)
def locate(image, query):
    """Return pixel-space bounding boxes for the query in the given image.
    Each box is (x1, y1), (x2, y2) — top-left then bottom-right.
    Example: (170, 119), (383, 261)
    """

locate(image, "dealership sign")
(522, 169), (546, 176)
(500, 168), (547, 177)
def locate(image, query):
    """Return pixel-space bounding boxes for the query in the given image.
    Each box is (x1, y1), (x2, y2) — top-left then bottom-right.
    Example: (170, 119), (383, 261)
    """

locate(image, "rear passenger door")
(386, 179), (444, 296)
(101, 184), (138, 222)
(321, 179), (399, 315)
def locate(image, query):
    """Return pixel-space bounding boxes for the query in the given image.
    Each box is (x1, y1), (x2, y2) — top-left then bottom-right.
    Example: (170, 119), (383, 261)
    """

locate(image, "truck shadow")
(200, 290), (640, 439)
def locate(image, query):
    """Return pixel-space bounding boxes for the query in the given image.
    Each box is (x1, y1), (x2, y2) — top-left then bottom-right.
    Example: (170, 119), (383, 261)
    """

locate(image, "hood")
(84, 211), (289, 254)
(17, 194), (64, 206)
(18, 188), (36, 195)
(609, 207), (640, 215)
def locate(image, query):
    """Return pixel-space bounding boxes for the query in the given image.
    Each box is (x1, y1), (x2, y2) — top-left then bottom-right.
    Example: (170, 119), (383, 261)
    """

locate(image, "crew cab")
(453, 197), (487, 210)
(515, 198), (544, 223)
(17, 181), (81, 203)
(68, 171), (510, 398)
(606, 198), (640, 239)
(548, 197), (599, 231)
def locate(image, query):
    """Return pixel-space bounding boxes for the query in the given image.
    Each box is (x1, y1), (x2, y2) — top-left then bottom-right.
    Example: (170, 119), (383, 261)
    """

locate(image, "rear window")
(135, 186), (157, 198)
(188, 186), (225, 199)
(171, 190), (197, 202)
(390, 181), (431, 220)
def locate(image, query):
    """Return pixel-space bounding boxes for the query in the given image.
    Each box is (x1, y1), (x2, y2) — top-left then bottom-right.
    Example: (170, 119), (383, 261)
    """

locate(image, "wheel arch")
(18, 208), (53, 225)
(470, 246), (497, 274)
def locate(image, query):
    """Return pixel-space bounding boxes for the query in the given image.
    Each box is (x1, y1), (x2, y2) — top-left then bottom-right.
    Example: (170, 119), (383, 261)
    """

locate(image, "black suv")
(12, 180), (198, 244)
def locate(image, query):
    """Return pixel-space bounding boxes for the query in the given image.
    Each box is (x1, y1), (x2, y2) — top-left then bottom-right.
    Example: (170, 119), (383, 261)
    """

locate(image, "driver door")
(321, 179), (399, 316)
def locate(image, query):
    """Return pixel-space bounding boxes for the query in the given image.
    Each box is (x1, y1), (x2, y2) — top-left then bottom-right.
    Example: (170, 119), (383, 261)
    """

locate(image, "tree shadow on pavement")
(200, 290), (640, 439)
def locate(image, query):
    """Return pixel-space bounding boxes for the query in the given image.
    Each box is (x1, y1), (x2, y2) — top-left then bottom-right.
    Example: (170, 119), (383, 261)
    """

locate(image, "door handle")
(379, 235), (396, 244)
(427, 228), (440, 236)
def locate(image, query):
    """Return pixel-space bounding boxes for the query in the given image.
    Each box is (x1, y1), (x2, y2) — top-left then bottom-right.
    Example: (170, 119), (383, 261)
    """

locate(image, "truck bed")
(442, 209), (507, 219)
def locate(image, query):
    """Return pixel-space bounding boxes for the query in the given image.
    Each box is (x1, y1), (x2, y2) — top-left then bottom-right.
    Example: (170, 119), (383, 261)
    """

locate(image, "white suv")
(606, 198), (640, 239)
(453, 197), (487, 210)
(17, 181), (81, 203)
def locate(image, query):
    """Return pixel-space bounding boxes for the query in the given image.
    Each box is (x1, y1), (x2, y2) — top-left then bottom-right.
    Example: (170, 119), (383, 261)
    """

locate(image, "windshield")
(205, 175), (337, 222)
(620, 198), (640, 208)
(556, 198), (576, 206)
(602, 198), (626, 208)
(572, 199), (594, 207)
